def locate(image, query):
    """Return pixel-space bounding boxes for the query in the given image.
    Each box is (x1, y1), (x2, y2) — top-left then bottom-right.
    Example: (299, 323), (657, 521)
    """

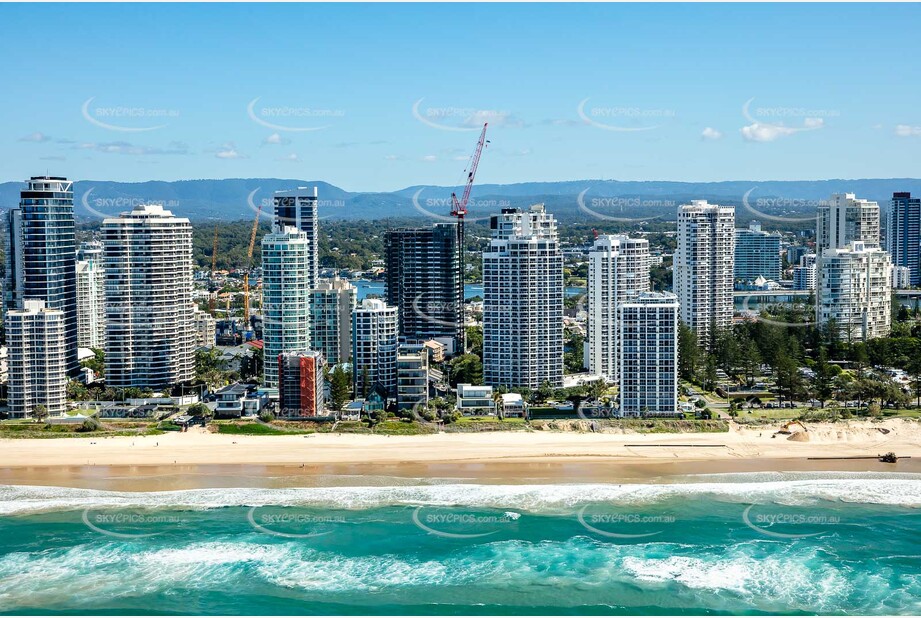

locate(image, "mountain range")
(2, 177), (920, 224)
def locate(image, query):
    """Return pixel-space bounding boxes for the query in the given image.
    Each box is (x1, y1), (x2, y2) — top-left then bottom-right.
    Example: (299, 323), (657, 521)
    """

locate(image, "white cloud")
(262, 132), (290, 146)
(701, 127), (723, 141)
(740, 123), (797, 142)
(421, 154), (437, 162)
(384, 154), (401, 161)
(895, 124), (921, 137)
(76, 140), (187, 156)
(276, 153), (300, 162)
(215, 143), (246, 159)
(803, 117), (824, 129)
(19, 131), (51, 142)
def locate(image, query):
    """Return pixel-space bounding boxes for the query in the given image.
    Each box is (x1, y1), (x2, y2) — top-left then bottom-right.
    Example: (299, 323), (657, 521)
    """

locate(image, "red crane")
(450, 122), (488, 354)
(451, 123), (489, 219)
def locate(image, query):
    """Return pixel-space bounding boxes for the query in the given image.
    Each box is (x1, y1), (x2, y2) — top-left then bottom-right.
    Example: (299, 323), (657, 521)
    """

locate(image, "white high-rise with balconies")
(586, 235), (650, 382)
(6, 300), (67, 418)
(352, 298), (398, 396)
(261, 227), (312, 388)
(815, 193), (890, 340)
(674, 201), (735, 346)
(102, 204), (195, 390)
(273, 187), (319, 292)
(482, 205), (564, 389)
(75, 241), (105, 349)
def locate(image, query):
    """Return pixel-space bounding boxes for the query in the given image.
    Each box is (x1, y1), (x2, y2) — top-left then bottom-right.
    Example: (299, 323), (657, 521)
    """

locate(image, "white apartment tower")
(6, 300), (67, 418)
(102, 204), (195, 390)
(815, 194), (890, 340)
(261, 227), (312, 388)
(483, 205), (564, 389)
(273, 187), (319, 291)
(311, 277), (357, 365)
(75, 241), (105, 349)
(817, 193), (881, 253)
(587, 235), (650, 382)
(674, 201), (735, 346)
(618, 292), (679, 417)
(352, 298), (399, 396)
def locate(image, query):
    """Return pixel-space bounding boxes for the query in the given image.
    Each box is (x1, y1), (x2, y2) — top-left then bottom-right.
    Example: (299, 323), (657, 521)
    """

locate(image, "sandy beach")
(2, 419), (920, 489)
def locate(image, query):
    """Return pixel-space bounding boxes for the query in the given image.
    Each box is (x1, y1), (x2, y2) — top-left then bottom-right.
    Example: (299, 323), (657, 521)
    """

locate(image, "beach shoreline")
(2, 419), (920, 490)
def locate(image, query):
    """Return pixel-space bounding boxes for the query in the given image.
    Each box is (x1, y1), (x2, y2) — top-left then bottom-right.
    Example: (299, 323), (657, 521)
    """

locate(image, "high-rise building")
(192, 306), (217, 348)
(273, 187), (319, 291)
(352, 298), (399, 396)
(261, 227), (311, 388)
(277, 350), (326, 418)
(817, 193), (880, 253)
(483, 205), (564, 389)
(734, 221), (781, 285)
(397, 346), (429, 412)
(793, 253), (818, 291)
(3, 176), (79, 376)
(674, 200), (735, 346)
(102, 204), (195, 390)
(384, 224), (464, 354)
(310, 277), (356, 365)
(887, 192), (921, 286)
(617, 292), (679, 417)
(6, 300), (67, 418)
(893, 265), (912, 289)
(816, 241), (891, 341)
(586, 235), (650, 382)
(75, 241), (105, 349)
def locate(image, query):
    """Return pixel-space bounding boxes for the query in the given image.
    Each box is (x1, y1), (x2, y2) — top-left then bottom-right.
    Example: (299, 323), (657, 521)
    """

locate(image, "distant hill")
(2, 177), (920, 224)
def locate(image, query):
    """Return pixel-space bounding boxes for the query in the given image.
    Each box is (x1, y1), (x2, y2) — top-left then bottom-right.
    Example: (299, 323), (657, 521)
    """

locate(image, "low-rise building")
(456, 383), (496, 416)
(499, 393), (527, 418)
(397, 348), (429, 412)
(277, 350), (327, 419)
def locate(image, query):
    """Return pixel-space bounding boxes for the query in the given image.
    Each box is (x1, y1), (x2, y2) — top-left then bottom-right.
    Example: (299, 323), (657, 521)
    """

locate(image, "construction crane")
(208, 225), (219, 316)
(450, 123), (488, 351)
(243, 201), (262, 326)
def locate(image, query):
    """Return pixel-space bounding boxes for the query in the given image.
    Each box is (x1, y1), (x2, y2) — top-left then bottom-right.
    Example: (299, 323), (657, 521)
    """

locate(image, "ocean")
(1, 472), (920, 615)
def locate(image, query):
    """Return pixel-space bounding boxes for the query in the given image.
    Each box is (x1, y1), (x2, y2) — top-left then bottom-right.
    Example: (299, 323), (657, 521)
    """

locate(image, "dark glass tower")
(384, 223), (464, 355)
(887, 192), (921, 285)
(4, 176), (79, 376)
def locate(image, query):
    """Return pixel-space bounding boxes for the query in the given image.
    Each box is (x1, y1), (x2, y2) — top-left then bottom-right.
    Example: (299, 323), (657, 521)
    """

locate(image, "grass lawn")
(213, 422), (300, 435)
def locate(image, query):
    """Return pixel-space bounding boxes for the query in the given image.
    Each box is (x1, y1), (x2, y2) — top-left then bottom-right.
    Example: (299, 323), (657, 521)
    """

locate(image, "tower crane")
(450, 123), (488, 351)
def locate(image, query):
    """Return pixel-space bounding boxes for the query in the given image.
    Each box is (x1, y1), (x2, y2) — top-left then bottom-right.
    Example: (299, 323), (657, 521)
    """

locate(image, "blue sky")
(1, 3), (919, 192)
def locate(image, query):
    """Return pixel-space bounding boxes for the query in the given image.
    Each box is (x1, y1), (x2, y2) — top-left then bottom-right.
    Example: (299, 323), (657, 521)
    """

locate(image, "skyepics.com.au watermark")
(742, 505), (841, 539)
(247, 506), (347, 539)
(412, 98), (509, 132)
(410, 189), (505, 223)
(577, 504), (676, 539)
(741, 187), (818, 224)
(247, 97), (345, 132)
(412, 506), (520, 539)
(82, 97), (179, 132)
(578, 98), (675, 132)
(82, 508), (187, 539)
(80, 187), (179, 219)
(247, 187), (345, 222)
(577, 189), (669, 223)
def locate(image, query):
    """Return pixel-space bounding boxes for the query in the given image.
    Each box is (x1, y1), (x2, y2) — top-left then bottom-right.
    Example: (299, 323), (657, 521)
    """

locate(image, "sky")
(1, 3), (920, 192)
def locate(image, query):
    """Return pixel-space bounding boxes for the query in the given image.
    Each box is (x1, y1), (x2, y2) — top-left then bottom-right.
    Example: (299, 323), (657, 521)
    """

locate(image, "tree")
(329, 365), (351, 411)
(564, 331), (585, 374)
(678, 322), (700, 382)
(908, 356), (921, 407)
(812, 347), (835, 408)
(32, 404), (49, 423)
(466, 326), (483, 358)
(449, 354), (483, 387)
(536, 380), (554, 404)
(360, 367), (370, 399)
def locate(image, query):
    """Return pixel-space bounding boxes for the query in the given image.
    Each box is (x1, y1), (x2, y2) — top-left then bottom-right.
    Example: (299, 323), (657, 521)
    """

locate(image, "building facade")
(617, 292), (679, 417)
(310, 277), (356, 365)
(273, 187), (319, 291)
(4, 176), (79, 376)
(102, 204), (195, 390)
(816, 241), (891, 341)
(817, 193), (881, 253)
(75, 241), (105, 349)
(384, 224), (464, 354)
(192, 306), (217, 348)
(586, 234), (650, 382)
(734, 221), (781, 285)
(674, 201), (735, 346)
(793, 253), (818, 291)
(6, 300), (68, 418)
(396, 347), (429, 412)
(483, 205), (564, 389)
(261, 227), (312, 388)
(887, 192), (921, 286)
(352, 298), (399, 396)
(277, 350), (326, 418)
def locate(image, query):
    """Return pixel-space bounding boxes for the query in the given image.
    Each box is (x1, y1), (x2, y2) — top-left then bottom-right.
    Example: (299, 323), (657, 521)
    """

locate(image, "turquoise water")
(1, 473), (921, 615)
